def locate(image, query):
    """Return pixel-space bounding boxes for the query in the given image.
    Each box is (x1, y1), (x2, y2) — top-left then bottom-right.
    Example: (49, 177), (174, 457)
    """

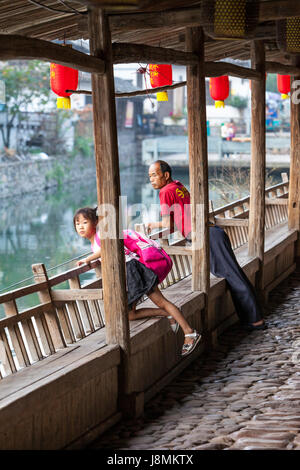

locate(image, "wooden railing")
(0, 175), (289, 379)
(0, 262), (104, 379)
(212, 173), (289, 250)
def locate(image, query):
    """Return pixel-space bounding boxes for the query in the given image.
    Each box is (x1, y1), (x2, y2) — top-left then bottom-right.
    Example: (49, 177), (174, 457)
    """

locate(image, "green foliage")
(227, 95), (248, 109)
(45, 162), (65, 188)
(72, 135), (94, 158)
(1, 60), (51, 109)
(0, 60), (54, 148)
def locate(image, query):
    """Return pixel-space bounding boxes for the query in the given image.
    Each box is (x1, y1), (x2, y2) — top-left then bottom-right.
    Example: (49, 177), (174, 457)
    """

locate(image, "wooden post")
(32, 263), (65, 351)
(186, 27), (210, 294)
(248, 41), (266, 292)
(289, 56), (300, 259)
(88, 9), (131, 389)
(186, 27), (210, 347)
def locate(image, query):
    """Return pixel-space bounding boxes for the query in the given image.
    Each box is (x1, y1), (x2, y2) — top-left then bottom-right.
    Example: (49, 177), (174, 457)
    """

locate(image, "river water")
(0, 163), (283, 314)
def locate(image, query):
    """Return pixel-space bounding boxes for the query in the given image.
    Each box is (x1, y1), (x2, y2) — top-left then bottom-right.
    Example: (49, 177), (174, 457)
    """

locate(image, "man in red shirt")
(147, 160), (266, 331)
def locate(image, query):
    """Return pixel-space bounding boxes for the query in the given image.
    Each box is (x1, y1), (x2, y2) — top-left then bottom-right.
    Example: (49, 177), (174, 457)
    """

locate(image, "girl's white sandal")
(167, 315), (179, 334)
(181, 330), (202, 357)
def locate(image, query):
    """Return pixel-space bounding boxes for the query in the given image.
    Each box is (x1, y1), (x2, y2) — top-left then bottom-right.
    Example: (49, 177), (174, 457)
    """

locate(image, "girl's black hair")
(73, 207), (98, 230)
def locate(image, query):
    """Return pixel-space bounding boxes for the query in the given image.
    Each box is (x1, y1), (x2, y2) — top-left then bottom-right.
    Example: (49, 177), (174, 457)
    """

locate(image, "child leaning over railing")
(73, 206), (201, 357)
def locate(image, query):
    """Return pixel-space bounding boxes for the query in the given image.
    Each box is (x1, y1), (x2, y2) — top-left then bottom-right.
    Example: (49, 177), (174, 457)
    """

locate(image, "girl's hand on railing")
(76, 259), (89, 267)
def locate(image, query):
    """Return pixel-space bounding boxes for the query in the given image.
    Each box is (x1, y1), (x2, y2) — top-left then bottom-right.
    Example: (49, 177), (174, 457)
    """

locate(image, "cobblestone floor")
(90, 265), (300, 450)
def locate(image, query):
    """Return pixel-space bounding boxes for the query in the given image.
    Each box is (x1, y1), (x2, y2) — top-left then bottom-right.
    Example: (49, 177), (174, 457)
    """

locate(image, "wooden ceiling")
(0, 1), (298, 64)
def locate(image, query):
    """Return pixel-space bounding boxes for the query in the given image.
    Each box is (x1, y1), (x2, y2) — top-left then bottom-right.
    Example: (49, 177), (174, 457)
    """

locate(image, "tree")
(227, 95), (248, 109)
(0, 60), (53, 149)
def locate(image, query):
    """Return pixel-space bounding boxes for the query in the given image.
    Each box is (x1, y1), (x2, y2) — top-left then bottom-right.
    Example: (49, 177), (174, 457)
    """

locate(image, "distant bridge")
(142, 135), (291, 168)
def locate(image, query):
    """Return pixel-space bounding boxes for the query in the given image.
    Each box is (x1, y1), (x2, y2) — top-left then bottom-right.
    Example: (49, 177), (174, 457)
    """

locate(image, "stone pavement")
(90, 265), (300, 450)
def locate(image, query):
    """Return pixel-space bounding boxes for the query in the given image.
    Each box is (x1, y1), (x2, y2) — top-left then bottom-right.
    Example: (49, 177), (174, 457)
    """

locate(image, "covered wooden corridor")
(0, 0), (300, 450)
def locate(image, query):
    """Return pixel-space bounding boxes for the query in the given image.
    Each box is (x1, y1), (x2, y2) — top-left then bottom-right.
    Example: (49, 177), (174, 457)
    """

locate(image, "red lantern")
(50, 63), (78, 109)
(277, 74), (291, 99)
(149, 64), (172, 101)
(209, 76), (229, 108)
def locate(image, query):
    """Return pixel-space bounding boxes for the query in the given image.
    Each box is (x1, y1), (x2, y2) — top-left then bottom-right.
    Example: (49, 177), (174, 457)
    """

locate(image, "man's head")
(148, 160), (173, 190)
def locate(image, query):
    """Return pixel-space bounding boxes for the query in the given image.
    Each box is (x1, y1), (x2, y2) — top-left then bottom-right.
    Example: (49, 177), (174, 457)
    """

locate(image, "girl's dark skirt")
(126, 258), (158, 309)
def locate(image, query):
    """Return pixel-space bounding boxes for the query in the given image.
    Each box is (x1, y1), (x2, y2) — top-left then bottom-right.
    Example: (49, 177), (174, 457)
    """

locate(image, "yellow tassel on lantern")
(281, 93), (289, 99)
(57, 97), (71, 109)
(156, 91), (168, 102)
(215, 100), (225, 108)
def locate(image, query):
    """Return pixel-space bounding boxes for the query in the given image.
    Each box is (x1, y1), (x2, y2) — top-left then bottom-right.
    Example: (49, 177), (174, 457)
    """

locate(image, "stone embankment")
(90, 265), (300, 450)
(0, 154), (95, 199)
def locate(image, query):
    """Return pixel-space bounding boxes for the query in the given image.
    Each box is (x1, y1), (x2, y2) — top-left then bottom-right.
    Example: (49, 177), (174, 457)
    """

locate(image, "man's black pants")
(188, 225), (263, 324)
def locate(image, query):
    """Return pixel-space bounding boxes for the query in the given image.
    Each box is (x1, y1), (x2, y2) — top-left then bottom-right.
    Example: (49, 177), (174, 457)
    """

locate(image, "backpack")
(123, 229), (173, 284)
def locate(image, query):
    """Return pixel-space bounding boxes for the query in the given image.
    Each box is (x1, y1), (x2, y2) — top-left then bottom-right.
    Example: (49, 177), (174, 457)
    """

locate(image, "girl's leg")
(128, 301), (177, 329)
(147, 287), (195, 345)
(128, 305), (167, 321)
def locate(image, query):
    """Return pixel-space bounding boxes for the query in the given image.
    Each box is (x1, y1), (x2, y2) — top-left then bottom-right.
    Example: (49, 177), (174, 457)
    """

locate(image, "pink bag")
(123, 229), (173, 284)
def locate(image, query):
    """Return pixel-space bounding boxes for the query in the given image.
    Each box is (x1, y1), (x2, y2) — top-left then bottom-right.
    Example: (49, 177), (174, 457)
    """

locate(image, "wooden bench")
(0, 328), (121, 449)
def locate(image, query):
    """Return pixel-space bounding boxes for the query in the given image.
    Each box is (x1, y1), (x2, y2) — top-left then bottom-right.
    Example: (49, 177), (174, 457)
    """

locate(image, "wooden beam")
(0, 281), (48, 304)
(88, 10), (130, 356)
(186, 27), (210, 294)
(108, 1), (300, 32)
(205, 61), (261, 80)
(266, 61), (300, 76)
(248, 41), (266, 288)
(51, 289), (103, 302)
(214, 217), (249, 227)
(259, 0), (300, 22)
(265, 198), (288, 205)
(0, 34), (105, 74)
(78, 0), (141, 8)
(289, 56), (300, 257)
(163, 247), (192, 256)
(112, 42), (198, 65)
(109, 6), (204, 31)
(0, 302), (53, 330)
(112, 44), (262, 80)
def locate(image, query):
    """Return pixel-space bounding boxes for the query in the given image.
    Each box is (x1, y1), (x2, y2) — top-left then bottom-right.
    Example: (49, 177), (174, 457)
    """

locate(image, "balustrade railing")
(0, 261), (104, 379)
(0, 175), (289, 379)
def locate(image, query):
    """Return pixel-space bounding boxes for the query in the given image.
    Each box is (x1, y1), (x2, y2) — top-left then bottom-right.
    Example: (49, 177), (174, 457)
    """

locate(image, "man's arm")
(146, 215), (173, 235)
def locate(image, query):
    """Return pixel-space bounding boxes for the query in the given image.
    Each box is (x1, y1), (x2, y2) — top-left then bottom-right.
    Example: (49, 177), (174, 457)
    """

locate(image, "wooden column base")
(119, 392), (145, 419)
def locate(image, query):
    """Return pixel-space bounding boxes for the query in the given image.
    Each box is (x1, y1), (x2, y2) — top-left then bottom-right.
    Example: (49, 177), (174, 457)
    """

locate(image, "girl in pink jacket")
(73, 206), (201, 357)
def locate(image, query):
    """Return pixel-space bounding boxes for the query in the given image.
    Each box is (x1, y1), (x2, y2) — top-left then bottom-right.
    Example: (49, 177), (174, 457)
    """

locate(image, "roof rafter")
(0, 34), (104, 73)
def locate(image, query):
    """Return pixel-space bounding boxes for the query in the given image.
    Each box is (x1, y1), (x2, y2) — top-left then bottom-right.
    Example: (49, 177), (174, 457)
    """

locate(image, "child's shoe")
(181, 330), (202, 357)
